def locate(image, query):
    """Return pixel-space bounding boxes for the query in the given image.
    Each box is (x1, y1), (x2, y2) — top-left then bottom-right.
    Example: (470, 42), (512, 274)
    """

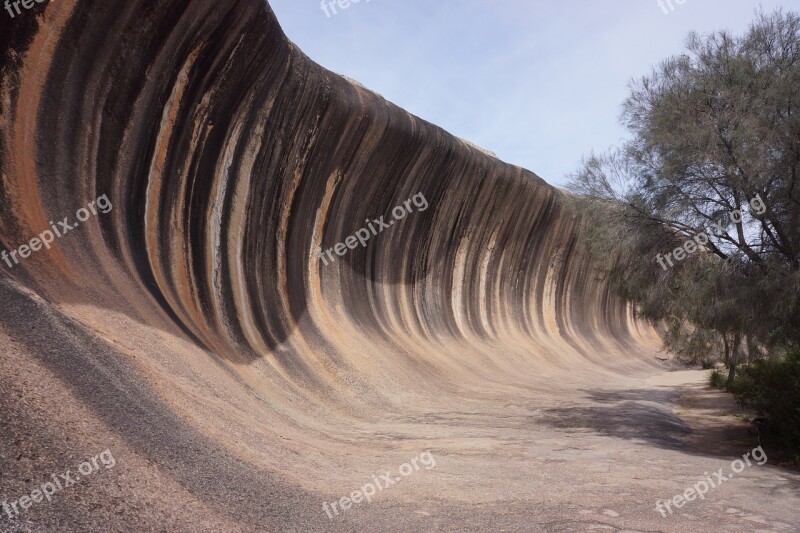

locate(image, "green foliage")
(709, 369), (728, 389)
(569, 9), (800, 358)
(728, 348), (800, 454)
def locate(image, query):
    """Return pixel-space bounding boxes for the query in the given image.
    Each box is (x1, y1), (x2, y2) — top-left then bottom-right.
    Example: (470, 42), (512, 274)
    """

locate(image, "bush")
(728, 348), (800, 455)
(708, 369), (727, 389)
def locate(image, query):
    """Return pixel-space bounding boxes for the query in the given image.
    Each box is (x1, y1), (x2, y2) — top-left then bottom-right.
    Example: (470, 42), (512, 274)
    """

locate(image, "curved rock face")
(0, 1), (666, 530)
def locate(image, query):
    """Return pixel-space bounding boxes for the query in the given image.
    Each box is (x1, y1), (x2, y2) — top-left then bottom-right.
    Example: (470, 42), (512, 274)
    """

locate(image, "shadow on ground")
(537, 394), (692, 449)
(536, 385), (783, 462)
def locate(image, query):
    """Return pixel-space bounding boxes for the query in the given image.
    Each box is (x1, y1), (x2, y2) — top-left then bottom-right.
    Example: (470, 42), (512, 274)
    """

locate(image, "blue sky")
(270, 0), (794, 186)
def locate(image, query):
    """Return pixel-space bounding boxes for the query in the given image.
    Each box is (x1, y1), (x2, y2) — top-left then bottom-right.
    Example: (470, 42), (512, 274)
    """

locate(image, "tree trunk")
(746, 335), (759, 363)
(727, 333), (741, 385)
(722, 333), (730, 366)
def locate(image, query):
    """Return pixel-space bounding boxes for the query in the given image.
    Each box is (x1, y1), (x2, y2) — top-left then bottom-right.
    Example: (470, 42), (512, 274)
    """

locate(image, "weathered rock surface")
(1, 2), (799, 532)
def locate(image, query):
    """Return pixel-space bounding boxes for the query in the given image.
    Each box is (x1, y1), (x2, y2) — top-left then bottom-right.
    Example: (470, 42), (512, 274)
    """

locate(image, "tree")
(568, 9), (800, 375)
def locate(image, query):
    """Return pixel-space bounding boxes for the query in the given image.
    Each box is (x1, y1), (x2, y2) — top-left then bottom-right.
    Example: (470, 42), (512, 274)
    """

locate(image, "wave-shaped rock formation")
(2, 1), (761, 532)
